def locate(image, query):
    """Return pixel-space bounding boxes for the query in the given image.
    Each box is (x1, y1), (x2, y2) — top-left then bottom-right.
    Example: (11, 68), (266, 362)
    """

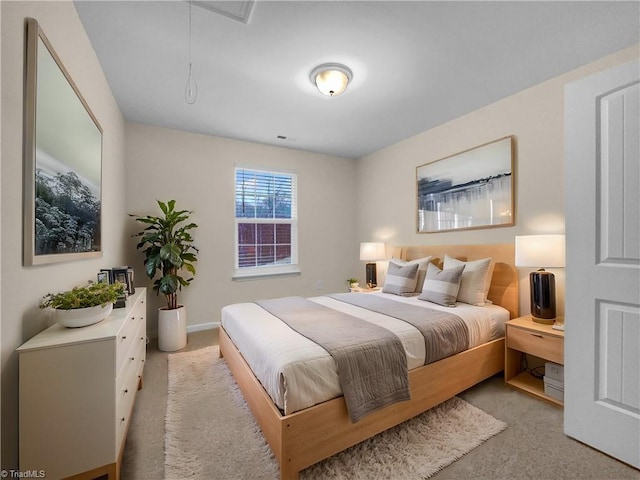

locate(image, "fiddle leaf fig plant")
(130, 200), (198, 310)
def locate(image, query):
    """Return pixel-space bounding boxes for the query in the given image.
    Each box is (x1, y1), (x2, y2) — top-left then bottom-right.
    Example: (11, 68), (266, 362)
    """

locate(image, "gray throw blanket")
(256, 297), (410, 422)
(328, 293), (469, 364)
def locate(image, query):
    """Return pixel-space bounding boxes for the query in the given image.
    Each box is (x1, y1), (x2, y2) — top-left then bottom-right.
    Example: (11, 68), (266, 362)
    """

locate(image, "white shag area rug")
(165, 346), (506, 480)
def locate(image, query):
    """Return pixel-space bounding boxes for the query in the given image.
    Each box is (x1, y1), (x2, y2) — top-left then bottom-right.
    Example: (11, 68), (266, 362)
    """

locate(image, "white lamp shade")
(515, 235), (565, 268)
(360, 242), (386, 261)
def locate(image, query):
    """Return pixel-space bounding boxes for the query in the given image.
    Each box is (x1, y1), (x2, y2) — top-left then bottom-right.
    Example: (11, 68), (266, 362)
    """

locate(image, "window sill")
(232, 268), (301, 282)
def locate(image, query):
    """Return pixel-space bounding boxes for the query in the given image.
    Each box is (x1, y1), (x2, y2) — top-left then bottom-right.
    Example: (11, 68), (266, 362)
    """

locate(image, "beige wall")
(124, 123), (359, 335)
(355, 44), (639, 317)
(1, 1), (127, 468)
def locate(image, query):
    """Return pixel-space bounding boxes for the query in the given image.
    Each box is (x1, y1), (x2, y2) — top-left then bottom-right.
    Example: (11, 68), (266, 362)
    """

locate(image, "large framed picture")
(416, 136), (514, 233)
(23, 18), (103, 265)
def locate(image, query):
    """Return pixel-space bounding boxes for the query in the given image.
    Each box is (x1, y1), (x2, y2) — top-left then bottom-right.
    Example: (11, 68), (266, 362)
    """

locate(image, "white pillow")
(418, 263), (465, 307)
(382, 260), (419, 296)
(389, 256), (432, 293)
(443, 255), (494, 306)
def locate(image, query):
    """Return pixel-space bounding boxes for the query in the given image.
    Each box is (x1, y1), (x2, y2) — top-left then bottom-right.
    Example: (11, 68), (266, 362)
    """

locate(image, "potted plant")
(40, 281), (126, 328)
(130, 200), (198, 351)
(347, 277), (360, 290)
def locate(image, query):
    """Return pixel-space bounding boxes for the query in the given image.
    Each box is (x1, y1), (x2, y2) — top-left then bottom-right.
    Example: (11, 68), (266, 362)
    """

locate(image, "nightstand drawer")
(507, 326), (563, 364)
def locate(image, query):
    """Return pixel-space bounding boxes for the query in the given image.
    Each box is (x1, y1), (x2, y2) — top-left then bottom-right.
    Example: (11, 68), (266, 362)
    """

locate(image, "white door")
(564, 59), (640, 469)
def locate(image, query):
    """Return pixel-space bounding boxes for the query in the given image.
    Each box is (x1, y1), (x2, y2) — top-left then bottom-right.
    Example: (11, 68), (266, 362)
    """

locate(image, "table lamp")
(359, 242), (386, 288)
(515, 235), (565, 324)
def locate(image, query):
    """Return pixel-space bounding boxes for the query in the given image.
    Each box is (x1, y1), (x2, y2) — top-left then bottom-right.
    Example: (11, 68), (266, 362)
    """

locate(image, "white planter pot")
(158, 305), (187, 352)
(54, 303), (113, 328)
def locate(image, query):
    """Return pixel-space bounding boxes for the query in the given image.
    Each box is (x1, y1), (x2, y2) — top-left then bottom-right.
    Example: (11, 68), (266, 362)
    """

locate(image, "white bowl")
(54, 303), (113, 328)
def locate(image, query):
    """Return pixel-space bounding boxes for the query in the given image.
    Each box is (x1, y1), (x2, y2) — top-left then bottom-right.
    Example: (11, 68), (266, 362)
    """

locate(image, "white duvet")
(221, 291), (508, 415)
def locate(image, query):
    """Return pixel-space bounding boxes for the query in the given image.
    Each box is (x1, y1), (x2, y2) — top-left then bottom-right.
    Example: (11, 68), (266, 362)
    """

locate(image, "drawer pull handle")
(130, 357), (135, 361)
(121, 417), (126, 423)
(530, 333), (544, 338)
(121, 336), (127, 340)
(124, 388), (129, 394)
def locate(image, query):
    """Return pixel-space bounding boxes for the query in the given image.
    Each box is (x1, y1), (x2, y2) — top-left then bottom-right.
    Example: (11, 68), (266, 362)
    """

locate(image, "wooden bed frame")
(219, 244), (518, 479)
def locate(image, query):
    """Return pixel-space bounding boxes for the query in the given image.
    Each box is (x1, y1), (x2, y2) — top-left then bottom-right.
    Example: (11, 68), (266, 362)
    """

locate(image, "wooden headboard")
(389, 244), (519, 319)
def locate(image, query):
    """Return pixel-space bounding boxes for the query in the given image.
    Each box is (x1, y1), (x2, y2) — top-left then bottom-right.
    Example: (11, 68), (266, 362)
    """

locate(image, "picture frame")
(127, 268), (136, 295)
(96, 271), (109, 284)
(416, 136), (515, 233)
(99, 268), (114, 284)
(23, 18), (103, 266)
(112, 268), (129, 295)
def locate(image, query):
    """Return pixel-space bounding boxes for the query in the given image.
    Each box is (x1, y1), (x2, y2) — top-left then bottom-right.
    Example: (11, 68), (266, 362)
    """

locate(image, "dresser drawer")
(135, 331), (146, 378)
(115, 308), (144, 375)
(116, 318), (146, 393)
(130, 298), (146, 325)
(115, 349), (140, 451)
(115, 317), (146, 451)
(507, 325), (563, 364)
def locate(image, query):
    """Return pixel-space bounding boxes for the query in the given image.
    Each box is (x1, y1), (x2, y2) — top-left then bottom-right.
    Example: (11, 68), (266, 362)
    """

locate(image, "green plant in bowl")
(40, 281), (126, 310)
(40, 282), (126, 328)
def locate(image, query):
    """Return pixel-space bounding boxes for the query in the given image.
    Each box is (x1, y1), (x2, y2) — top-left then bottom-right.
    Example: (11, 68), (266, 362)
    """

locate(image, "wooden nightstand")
(505, 315), (564, 406)
(350, 286), (381, 293)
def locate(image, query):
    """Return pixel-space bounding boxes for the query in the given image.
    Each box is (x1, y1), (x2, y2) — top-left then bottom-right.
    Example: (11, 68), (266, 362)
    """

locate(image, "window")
(234, 168), (298, 278)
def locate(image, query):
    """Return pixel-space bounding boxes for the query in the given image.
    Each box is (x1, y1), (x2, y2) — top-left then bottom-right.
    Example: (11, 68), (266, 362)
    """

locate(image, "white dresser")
(18, 288), (147, 480)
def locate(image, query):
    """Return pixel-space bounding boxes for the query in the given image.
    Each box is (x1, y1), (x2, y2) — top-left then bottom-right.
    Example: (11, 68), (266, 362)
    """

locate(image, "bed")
(219, 244), (518, 479)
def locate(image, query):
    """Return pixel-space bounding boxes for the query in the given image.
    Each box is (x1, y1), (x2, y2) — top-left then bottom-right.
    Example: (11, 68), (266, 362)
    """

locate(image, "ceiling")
(74, 1), (640, 159)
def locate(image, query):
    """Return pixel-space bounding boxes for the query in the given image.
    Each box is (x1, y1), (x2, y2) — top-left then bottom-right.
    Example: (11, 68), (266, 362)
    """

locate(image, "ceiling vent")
(192, 1), (255, 24)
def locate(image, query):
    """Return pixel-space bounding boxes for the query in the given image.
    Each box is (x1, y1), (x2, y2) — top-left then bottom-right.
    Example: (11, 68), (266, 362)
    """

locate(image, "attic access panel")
(192, 1), (255, 24)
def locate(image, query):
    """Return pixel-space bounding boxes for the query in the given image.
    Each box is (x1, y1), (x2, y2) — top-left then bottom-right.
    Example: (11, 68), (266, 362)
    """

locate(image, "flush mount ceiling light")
(310, 63), (353, 97)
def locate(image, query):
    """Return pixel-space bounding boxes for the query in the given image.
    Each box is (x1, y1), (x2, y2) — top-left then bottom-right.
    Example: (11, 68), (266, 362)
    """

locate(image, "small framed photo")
(113, 271), (127, 287)
(112, 267), (133, 296)
(127, 268), (135, 295)
(97, 271), (109, 284)
(100, 268), (113, 284)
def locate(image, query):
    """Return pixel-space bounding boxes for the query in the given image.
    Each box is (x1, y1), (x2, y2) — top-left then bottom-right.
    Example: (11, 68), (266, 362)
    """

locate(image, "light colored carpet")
(165, 345), (507, 480)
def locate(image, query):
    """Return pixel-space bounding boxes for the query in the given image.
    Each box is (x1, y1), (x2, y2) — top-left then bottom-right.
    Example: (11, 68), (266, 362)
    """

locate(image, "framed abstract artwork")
(416, 136), (515, 233)
(23, 18), (103, 265)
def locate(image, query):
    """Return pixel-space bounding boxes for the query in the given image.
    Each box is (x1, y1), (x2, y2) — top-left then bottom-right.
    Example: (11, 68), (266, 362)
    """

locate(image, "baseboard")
(146, 322), (219, 339)
(187, 321), (220, 333)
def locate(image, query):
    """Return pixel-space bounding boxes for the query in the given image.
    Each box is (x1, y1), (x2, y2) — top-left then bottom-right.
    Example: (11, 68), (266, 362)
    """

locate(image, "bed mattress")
(221, 291), (509, 415)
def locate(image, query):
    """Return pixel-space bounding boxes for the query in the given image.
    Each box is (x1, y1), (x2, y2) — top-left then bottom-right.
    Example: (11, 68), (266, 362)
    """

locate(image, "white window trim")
(233, 167), (299, 280)
(232, 265), (301, 281)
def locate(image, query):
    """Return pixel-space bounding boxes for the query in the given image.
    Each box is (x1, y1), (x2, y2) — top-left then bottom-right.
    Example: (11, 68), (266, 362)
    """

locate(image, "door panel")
(596, 302), (640, 412)
(598, 82), (640, 264)
(565, 59), (640, 469)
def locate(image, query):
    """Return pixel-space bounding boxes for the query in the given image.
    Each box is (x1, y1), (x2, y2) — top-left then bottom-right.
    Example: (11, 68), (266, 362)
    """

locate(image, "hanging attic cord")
(185, 0), (198, 104)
